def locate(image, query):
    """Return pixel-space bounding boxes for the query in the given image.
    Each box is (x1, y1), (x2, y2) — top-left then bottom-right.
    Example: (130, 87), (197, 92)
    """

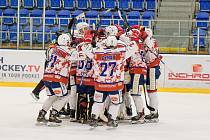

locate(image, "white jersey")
(128, 41), (147, 75)
(144, 38), (161, 68)
(76, 43), (94, 86)
(43, 45), (85, 85)
(83, 40), (137, 91)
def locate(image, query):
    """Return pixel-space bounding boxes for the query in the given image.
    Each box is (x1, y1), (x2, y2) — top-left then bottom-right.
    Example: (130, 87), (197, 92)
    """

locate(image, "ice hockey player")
(30, 42), (57, 101)
(75, 22), (95, 123)
(103, 25), (133, 120)
(36, 33), (86, 126)
(82, 34), (139, 127)
(144, 28), (162, 123)
(120, 28), (147, 124)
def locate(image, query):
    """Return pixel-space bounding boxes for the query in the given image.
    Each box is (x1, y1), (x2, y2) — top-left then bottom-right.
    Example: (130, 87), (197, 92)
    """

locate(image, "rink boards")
(0, 49), (210, 94)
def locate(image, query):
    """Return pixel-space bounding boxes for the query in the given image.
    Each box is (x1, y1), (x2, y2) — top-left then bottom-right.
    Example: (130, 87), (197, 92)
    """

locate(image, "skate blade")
(131, 119), (145, 124)
(97, 122), (104, 126)
(35, 121), (48, 126)
(59, 115), (70, 119)
(106, 126), (118, 130)
(47, 122), (61, 127)
(89, 124), (98, 130)
(30, 93), (39, 101)
(145, 118), (159, 123)
(69, 118), (77, 122)
(89, 126), (97, 130)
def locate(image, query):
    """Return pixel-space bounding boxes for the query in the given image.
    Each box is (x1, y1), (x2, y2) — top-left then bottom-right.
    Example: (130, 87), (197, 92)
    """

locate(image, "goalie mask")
(57, 33), (71, 46)
(105, 25), (118, 36)
(105, 36), (118, 48)
(76, 22), (89, 34)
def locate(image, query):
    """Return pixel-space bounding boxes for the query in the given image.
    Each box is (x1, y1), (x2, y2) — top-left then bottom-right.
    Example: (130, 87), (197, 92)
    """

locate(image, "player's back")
(93, 42), (126, 92)
(43, 45), (72, 85)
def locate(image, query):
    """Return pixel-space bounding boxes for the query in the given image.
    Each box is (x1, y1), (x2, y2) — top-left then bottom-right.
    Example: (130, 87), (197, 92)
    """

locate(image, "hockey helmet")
(145, 28), (153, 38)
(105, 25), (118, 36)
(57, 33), (71, 46)
(76, 22), (89, 34)
(105, 36), (118, 48)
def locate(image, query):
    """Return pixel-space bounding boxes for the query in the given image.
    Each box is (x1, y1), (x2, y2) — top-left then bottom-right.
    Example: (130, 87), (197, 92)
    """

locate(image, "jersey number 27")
(100, 62), (116, 76)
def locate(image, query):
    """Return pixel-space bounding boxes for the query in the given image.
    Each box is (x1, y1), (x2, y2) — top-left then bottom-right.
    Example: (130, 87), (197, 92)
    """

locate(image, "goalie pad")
(146, 66), (161, 91)
(69, 75), (76, 86)
(124, 71), (131, 84)
(130, 74), (146, 95)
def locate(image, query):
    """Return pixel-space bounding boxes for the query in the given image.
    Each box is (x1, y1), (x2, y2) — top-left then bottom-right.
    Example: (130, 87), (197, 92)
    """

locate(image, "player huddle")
(30, 22), (162, 128)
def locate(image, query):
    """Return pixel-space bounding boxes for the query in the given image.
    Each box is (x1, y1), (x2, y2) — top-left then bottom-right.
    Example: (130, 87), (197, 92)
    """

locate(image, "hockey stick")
(143, 84), (155, 111)
(68, 12), (86, 37)
(79, 62), (86, 86)
(117, 8), (130, 30)
(96, 8), (112, 30)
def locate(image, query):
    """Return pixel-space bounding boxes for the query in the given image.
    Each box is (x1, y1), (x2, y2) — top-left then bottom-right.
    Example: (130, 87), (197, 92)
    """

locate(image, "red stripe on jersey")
(117, 43), (126, 48)
(70, 67), (76, 75)
(149, 58), (161, 68)
(55, 47), (68, 58)
(76, 77), (95, 86)
(43, 74), (68, 85)
(95, 53), (121, 61)
(129, 67), (147, 75)
(94, 81), (124, 91)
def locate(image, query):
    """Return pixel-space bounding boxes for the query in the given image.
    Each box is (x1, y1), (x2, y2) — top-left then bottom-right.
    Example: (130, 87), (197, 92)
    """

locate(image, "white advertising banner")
(0, 50), (45, 83)
(1, 50), (210, 89)
(161, 54), (210, 89)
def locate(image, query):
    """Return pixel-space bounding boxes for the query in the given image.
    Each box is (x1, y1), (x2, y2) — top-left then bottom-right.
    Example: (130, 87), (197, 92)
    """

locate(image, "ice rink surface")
(0, 87), (210, 140)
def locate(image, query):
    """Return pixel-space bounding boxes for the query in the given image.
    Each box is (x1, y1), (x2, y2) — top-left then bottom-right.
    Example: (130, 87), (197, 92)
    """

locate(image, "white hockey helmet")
(105, 36), (118, 48)
(145, 28), (153, 38)
(76, 22), (89, 34)
(57, 33), (71, 46)
(119, 33), (131, 45)
(105, 25), (118, 36)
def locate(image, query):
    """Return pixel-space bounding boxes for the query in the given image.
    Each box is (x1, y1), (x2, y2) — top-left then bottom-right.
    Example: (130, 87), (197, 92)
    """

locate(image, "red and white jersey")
(76, 29), (95, 86)
(119, 32), (147, 74)
(130, 25), (148, 42)
(76, 43), (94, 86)
(129, 41), (147, 75)
(82, 37), (138, 91)
(144, 38), (162, 68)
(93, 42), (126, 91)
(69, 61), (77, 76)
(43, 45), (83, 85)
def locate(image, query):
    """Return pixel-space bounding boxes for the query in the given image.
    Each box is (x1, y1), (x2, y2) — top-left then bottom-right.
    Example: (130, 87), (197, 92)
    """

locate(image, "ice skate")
(69, 109), (77, 122)
(59, 107), (70, 119)
(36, 109), (48, 126)
(131, 111), (145, 124)
(48, 109), (62, 127)
(107, 119), (118, 128)
(78, 106), (88, 124)
(30, 92), (40, 101)
(107, 114), (118, 128)
(145, 112), (159, 123)
(89, 114), (98, 128)
(126, 107), (132, 116)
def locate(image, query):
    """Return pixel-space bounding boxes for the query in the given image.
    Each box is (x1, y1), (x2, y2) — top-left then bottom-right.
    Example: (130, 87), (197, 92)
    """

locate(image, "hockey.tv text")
(0, 57), (40, 72)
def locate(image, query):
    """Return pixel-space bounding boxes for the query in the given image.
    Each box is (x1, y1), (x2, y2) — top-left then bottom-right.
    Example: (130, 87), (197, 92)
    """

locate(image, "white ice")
(0, 87), (210, 140)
